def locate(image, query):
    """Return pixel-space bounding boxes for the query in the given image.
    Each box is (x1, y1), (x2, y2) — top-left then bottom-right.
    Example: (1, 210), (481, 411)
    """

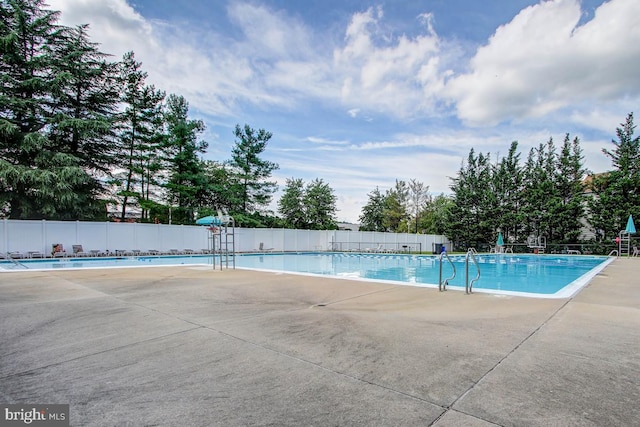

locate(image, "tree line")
(357, 113), (640, 251)
(0, 0), (340, 228)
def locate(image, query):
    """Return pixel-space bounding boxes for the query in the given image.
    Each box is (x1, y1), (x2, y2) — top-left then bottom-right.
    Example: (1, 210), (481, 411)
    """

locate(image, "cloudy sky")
(48, 0), (640, 222)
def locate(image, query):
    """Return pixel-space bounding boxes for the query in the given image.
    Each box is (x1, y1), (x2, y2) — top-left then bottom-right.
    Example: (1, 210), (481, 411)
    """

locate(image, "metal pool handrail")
(608, 249), (618, 257)
(438, 252), (456, 291)
(465, 249), (481, 294)
(1, 253), (27, 269)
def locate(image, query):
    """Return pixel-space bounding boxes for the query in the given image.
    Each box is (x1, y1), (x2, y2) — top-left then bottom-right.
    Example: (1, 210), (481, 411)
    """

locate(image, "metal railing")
(465, 249), (481, 294)
(438, 252), (456, 291)
(1, 253), (27, 269)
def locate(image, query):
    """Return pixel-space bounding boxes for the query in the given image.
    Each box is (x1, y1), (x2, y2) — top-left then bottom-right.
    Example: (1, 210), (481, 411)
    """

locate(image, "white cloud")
(446, 0), (640, 126)
(306, 137), (350, 146)
(333, 7), (448, 119)
(45, 1), (450, 122)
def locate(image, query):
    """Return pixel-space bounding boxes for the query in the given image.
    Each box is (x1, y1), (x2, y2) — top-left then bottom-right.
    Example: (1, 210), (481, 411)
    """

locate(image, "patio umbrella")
(195, 215), (222, 226)
(625, 214), (636, 234)
(496, 232), (504, 246)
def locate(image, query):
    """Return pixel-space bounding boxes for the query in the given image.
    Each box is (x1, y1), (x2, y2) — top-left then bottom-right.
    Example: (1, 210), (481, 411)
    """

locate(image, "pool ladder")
(2, 253), (27, 269)
(438, 249), (481, 294)
(438, 252), (456, 291)
(465, 249), (481, 294)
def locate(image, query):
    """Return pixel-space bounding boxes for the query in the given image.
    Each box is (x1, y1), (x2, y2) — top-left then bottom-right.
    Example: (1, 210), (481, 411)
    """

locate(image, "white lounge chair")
(72, 245), (90, 257)
(258, 243), (274, 252)
(8, 251), (26, 259)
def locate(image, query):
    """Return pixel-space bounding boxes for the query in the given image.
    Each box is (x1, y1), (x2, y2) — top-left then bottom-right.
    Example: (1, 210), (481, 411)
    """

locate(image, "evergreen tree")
(521, 141), (557, 240)
(359, 187), (386, 231)
(491, 142), (524, 243)
(228, 124), (279, 215)
(447, 150), (494, 249)
(48, 24), (120, 175)
(114, 51), (165, 220)
(162, 94), (207, 224)
(200, 160), (234, 212)
(589, 113), (640, 240)
(553, 134), (586, 242)
(0, 0), (99, 219)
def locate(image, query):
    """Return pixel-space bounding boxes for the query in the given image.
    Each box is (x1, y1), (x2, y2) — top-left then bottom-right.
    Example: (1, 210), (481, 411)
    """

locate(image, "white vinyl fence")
(0, 220), (450, 256)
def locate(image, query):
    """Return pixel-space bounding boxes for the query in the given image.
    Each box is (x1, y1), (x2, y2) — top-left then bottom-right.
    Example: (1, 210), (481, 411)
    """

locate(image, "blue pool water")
(234, 253), (611, 298)
(0, 253), (611, 298)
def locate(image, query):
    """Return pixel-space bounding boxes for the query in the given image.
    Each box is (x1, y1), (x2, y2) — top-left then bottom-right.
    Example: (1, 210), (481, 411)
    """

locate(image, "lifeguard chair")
(527, 235), (546, 254)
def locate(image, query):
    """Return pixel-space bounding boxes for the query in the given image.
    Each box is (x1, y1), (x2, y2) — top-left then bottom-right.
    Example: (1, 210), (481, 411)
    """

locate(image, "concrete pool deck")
(0, 258), (638, 426)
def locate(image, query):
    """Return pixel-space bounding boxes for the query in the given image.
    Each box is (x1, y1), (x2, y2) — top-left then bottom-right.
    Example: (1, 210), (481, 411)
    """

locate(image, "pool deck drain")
(0, 258), (638, 426)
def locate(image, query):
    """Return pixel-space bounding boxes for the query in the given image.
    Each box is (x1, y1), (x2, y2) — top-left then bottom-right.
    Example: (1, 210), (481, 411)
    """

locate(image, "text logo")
(0, 405), (69, 427)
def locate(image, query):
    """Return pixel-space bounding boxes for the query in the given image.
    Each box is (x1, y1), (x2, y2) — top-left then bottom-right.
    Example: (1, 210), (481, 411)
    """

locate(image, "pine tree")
(589, 113), (640, 240)
(228, 124), (279, 215)
(114, 51), (165, 220)
(162, 94), (207, 224)
(521, 140), (557, 240)
(553, 134), (586, 242)
(48, 24), (120, 174)
(0, 0), (101, 219)
(447, 150), (494, 249)
(491, 142), (524, 243)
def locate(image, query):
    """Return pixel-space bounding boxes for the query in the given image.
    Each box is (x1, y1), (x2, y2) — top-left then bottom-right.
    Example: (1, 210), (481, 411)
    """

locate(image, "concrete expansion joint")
(0, 327), (202, 382)
(204, 324), (437, 406)
(308, 287), (398, 309)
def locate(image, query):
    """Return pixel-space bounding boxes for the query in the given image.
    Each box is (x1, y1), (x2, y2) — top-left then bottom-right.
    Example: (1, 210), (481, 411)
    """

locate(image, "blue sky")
(50, 0), (640, 222)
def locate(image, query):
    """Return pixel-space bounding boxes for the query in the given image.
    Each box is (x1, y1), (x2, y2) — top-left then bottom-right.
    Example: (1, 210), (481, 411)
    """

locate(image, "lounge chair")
(8, 251), (25, 259)
(633, 246), (639, 257)
(147, 249), (160, 256)
(28, 251), (45, 258)
(258, 242), (274, 252)
(89, 249), (105, 257)
(72, 245), (90, 257)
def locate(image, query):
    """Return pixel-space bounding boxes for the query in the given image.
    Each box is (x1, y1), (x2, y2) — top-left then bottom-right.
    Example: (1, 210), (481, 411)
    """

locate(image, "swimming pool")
(234, 253), (611, 298)
(0, 252), (611, 298)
